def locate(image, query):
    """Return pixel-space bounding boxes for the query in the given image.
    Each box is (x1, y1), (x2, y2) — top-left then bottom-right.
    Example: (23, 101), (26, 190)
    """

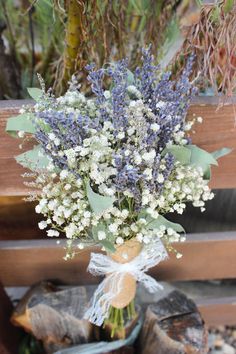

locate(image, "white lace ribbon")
(84, 238), (168, 326)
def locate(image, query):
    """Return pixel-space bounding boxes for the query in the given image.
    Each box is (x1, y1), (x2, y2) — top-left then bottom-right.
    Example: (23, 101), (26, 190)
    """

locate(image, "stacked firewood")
(2, 282), (208, 354)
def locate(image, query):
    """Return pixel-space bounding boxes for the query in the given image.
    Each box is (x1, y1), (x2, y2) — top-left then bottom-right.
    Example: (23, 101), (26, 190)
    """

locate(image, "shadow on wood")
(0, 282), (22, 354)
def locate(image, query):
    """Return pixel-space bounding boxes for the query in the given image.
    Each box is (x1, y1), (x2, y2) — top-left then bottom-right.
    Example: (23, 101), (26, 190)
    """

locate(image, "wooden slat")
(0, 97), (236, 195)
(197, 297), (236, 326)
(0, 100), (32, 196)
(190, 97), (236, 190)
(0, 231), (235, 286)
(0, 197), (44, 241)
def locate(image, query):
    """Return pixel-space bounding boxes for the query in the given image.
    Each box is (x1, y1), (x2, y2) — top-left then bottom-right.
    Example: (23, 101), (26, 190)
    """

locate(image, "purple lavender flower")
(107, 59), (129, 131)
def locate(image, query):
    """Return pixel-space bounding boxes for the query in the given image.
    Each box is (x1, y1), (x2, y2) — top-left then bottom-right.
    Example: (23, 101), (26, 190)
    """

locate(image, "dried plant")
(1, 0), (235, 97)
(54, 0), (181, 94)
(173, 0), (236, 95)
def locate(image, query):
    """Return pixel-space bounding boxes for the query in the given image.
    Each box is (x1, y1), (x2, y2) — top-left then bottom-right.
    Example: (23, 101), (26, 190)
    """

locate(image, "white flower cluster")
(141, 162), (214, 215)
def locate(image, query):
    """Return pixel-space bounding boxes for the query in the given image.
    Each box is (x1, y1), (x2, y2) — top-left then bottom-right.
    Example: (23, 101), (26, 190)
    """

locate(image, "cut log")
(12, 282), (94, 353)
(0, 282), (22, 354)
(136, 290), (208, 354)
(11, 280), (58, 332)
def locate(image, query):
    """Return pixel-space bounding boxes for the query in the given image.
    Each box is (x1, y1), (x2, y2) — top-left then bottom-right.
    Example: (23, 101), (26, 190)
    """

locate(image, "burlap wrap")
(105, 239), (142, 309)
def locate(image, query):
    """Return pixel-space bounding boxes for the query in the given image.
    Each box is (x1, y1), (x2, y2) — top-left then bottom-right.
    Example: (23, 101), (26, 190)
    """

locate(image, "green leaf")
(92, 222), (106, 240)
(211, 5), (220, 23)
(6, 113), (36, 137)
(162, 145), (191, 165)
(92, 222), (116, 253)
(159, 18), (184, 69)
(148, 215), (185, 233)
(204, 166), (211, 181)
(223, 0), (234, 13)
(187, 146), (231, 180)
(100, 240), (116, 253)
(187, 145), (218, 175)
(195, 0), (203, 7)
(139, 210), (185, 233)
(27, 87), (43, 101)
(211, 147), (232, 160)
(86, 181), (115, 215)
(15, 145), (50, 171)
(127, 69), (134, 85)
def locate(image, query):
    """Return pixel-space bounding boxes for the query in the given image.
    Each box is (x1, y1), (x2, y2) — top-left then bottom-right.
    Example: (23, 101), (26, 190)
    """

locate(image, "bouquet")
(6, 47), (230, 338)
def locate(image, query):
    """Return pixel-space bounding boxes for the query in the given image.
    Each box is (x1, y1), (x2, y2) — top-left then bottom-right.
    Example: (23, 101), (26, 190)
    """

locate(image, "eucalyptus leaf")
(160, 18), (184, 70)
(186, 145), (218, 177)
(92, 222), (106, 240)
(15, 145), (50, 171)
(100, 240), (116, 253)
(92, 222), (116, 253)
(6, 113), (36, 137)
(148, 215), (185, 233)
(86, 181), (115, 215)
(127, 69), (134, 85)
(186, 146), (231, 180)
(27, 87), (43, 101)
(211, 147), (232, 160)
(139, 210), (185, 233)
(162, 145), (191, 165)
(204, 166), (211, 181)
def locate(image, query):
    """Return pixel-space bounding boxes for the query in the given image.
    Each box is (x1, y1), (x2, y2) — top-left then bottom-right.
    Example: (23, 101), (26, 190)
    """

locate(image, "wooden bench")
(0, 97), (236, 335)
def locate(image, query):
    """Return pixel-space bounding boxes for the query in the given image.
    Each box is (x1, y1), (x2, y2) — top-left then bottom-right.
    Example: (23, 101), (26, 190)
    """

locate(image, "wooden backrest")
(0, 97), (236, 287)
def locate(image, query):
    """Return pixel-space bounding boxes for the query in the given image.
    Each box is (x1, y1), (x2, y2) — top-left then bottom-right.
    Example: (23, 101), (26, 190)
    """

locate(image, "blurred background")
(0, 0), (235, 98)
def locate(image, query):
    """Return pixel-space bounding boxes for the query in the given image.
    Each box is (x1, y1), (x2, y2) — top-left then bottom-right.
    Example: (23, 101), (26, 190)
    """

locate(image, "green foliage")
(187, 145), (218, 174)
(163, 145), (191, 165)
(92, 222), (116, 252)
(27, 87), (43, 101)
(86, 181), (115, 215)
(19, 333), (44, 354)
(15, 145), (50, 171)
(6, 113), (35, 137)
(160, 17), (184, 69)
(139, 210), (185, 233)
(223, 0), (234, 14)
(0, 0), (64, 96)
(212, 147), (232, 160)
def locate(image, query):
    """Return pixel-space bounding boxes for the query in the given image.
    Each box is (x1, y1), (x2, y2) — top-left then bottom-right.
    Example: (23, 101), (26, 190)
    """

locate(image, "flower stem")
(104, 300), (137, 339)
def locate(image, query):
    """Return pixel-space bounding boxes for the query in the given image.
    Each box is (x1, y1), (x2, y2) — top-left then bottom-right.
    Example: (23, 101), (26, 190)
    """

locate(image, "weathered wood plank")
(196, 297), (236, 326)
(0, 197), (44, 241)
(0, 100), (32, 196)
(189, 98), (236, 190)
(0, 97), (236, 195)
(0, 232), (235, 286)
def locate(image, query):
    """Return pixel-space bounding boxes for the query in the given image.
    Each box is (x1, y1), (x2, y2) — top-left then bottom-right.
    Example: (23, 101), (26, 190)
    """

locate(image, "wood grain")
(137, 290), (208, 354)
(196, 297), (236, 326)
(189, 97), (236, 190)
(0, 197), (44, 240)
(0, 97), (236, 195)
(0, 232), (235, 286)
(0, 100), (32, 195)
